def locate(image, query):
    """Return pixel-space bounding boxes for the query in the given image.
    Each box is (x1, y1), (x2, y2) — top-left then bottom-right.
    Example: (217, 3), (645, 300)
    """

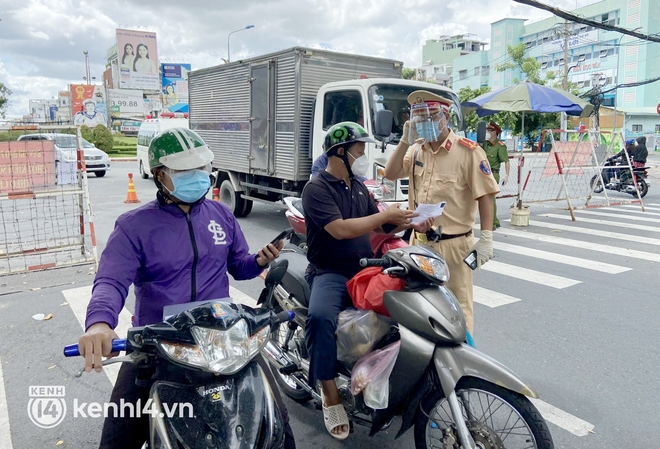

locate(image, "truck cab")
(312, 79), (463, 201)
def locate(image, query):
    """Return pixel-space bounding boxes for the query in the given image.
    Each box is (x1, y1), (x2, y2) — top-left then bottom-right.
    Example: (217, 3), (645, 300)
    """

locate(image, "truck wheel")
(220, 180), (248, 217)
(240, 199), (253, 217)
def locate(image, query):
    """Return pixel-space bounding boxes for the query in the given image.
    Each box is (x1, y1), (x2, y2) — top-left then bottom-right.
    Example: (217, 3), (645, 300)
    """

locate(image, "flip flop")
(321, 390), (350, 440)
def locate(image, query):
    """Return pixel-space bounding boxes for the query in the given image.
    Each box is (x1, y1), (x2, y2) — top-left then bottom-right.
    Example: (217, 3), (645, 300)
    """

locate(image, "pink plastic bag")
(350, 341), (400, 409)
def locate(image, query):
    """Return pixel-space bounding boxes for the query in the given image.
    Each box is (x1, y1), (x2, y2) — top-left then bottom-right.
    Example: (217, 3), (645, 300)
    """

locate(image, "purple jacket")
(85, 197), (263, 329)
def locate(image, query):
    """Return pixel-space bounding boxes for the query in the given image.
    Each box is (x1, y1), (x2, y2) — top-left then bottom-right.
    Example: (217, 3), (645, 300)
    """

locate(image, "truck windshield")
(367, 84), (463, 144)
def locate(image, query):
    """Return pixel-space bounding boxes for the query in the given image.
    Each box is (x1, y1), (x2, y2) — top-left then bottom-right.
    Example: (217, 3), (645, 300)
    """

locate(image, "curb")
(110, 157), (138, 162)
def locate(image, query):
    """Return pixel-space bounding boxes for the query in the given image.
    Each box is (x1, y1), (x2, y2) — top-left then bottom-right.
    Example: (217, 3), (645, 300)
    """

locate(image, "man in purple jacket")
(78, 128), (294, 448)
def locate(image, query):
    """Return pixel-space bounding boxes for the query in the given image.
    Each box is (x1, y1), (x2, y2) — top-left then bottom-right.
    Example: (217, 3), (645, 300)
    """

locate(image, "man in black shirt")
(302, 122), (416, 440)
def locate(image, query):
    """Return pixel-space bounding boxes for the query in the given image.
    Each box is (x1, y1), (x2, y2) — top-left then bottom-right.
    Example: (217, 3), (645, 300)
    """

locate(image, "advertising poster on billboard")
(116, 28), (159, 90)
(108, 89), (143, 116)
(161, 63), (191, 113)
(70, 84), (108, 127)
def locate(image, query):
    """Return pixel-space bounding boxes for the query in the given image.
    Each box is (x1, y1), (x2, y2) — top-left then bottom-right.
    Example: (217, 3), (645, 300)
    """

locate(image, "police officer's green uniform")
(483, 139), (508, 228)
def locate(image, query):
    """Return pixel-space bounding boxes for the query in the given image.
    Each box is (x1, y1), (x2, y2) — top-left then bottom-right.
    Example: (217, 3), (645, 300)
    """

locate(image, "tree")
(494, 43), (560, 147)
(458, 86), (491, 133)
(92, 125), (114, 153)
(80, 125), (94, 143)
(402, 68), (415, 80)
(0, 82), (12, 118)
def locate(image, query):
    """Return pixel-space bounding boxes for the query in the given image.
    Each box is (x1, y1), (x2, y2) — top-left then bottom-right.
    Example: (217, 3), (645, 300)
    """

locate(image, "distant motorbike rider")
(634, 136), (648, 168)
(78, 128), (295, 449)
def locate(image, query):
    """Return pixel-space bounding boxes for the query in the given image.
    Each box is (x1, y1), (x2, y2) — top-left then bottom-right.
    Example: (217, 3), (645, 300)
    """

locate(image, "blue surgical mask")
(165, 170), (211, 203)
(416, 121), (440, 142)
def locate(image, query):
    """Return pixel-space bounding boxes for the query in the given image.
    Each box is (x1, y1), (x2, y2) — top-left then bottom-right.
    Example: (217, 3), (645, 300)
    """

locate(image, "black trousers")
(99, 356), (296, 448)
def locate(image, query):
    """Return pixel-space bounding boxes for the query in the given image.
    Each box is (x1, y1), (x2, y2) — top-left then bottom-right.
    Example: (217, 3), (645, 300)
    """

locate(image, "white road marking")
(619, 204), (660, 212)
(473, 286), (521, 307)
(0, 356), (13, 449)
(530, 398), (595, 437)
(612, 205), (660, 215)
(575, 209), (660, 223)
(63, 286), (131, 386)
(480, 260), (581, 289)
(537, 214), (660, 237)
(493, 241), (630, 274)
(493, 227), (660, 262)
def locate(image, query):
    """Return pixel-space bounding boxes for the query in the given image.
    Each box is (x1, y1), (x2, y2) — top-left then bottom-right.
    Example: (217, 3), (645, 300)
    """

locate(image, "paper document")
(411, 201), (446, 225)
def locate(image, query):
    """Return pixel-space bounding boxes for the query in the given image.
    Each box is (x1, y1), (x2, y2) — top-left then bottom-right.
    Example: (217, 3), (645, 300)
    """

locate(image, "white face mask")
(348, 152), (370, 177)
(486, 132), (493, 140)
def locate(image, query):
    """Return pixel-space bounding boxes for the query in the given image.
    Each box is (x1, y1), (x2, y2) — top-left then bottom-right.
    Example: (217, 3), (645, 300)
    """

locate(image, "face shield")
(411, 102), (448, 142)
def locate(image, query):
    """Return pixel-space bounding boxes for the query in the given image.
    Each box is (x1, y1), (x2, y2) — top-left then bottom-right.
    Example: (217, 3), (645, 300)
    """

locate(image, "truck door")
(249, 62), (275, 174)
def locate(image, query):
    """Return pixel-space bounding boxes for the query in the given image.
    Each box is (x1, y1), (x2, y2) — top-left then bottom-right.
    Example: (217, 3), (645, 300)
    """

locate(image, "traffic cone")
(124, 173), (141, 204)
(212, 187), (220, 201)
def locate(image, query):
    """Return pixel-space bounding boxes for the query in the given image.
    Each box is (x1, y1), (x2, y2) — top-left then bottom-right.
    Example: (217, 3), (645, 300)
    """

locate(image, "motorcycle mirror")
(265, 258), (289, 289)
(476, 121), (487, 146)
(374, 109), (393, 142)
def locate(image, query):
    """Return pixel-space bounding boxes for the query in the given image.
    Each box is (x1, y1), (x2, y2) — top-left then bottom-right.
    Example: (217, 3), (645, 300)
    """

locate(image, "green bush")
(80, 125), (93, 143)
(92, 125), (114, 153)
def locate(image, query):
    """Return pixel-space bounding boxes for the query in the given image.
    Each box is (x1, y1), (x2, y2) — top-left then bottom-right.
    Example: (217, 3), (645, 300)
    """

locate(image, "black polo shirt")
(302, 170), (379, 278)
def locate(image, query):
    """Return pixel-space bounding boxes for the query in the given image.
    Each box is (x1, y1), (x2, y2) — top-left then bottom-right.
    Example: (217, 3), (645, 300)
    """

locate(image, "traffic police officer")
(383, 90), (499, 333)
(483, 122), (510, 229)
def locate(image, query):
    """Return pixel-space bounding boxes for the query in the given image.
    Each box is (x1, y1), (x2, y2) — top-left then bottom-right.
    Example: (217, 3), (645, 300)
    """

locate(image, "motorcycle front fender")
(433, 344), (538, 399)
(149, 361), (285, 449)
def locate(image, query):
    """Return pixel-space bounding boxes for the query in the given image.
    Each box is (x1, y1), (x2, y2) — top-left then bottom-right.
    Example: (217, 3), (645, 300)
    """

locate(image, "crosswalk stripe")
(0, 356), (13, 449)
(603, 206), (660, 217)
(493, 227), (660, 262)
(530, 398), (595, 437)
(480, 260), (581, 288)
(576, 209), (660, 223)
(473, 286), (521, 307)
(493, 241), (630, 274)
(618, 204), (660, 212)
(537, 214), (660, 242)
(63, 286), (131, 387)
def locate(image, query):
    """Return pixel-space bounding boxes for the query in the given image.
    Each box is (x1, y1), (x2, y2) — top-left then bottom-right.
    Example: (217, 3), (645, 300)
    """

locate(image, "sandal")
(321, 390), (350, 440)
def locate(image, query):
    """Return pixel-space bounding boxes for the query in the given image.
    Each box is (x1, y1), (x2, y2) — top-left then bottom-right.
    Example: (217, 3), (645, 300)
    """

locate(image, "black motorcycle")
(590, 156), (650, 198)
(64, 279), (295, 449)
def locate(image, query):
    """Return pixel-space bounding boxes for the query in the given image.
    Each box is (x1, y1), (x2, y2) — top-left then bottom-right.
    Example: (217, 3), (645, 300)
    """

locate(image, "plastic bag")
(346, 267), (405, 316)
(350, 341), (400, 409)
(335, 309), (391, 363)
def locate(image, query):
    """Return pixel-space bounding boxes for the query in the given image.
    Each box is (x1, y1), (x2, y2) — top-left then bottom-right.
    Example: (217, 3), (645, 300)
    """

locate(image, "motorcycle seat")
(279, 252), (311, 307)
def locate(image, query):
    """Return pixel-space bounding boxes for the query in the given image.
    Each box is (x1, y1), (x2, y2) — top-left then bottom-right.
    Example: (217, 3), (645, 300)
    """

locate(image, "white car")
(17, 133), (111, 177)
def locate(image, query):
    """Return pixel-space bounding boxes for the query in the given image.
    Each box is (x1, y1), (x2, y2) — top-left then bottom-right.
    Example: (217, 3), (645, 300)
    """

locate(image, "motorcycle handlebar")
(272, 310), (295, 325)
(63, 339), (127, 358)
(359, 257), (392, 268)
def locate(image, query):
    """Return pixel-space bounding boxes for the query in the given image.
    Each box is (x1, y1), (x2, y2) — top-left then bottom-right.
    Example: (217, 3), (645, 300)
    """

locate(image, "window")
(655, 124), (660, 133)
(482, 65), (490, 76)
(632, 124), (643, 132)
(474, 67), (480, 76)
(599, 49), (613, 58)
(541, 61), (548, 69)
(601, 13), (609, 22)
(459, 70), (467, 80)
(322, 90), (363, 130)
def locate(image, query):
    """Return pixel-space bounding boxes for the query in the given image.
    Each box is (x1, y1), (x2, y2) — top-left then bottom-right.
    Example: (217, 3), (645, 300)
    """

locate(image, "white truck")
(188, 46), (464, 216)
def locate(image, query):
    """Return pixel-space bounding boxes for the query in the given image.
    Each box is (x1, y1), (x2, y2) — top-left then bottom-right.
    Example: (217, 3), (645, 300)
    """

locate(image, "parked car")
(17, 133), (111, 177)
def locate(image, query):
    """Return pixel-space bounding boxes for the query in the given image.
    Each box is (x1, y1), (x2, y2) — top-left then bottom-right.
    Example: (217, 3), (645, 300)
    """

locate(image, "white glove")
(470, 230), (493, 268)
(400, 120), (418, 146)
(501, 174), (509, 186)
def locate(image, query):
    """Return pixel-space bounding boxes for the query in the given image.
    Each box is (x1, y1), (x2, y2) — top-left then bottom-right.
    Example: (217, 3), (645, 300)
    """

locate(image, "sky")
(0, 0), (601, 119)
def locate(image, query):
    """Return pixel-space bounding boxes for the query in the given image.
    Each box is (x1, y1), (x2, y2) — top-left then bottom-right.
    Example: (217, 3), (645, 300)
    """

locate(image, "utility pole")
(561, 20), (570, 139)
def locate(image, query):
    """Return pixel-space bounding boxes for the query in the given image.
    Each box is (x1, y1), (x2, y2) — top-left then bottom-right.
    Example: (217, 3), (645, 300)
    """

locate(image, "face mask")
(348, 152), (370, 177)
(416, 121), (440, 142)
(486, 132), (493, 140)
(165, 169), (211, 203)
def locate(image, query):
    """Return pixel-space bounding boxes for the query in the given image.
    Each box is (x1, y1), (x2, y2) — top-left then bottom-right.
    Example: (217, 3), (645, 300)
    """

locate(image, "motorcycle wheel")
(590, 174), (604, 194)
(414, 378), (554, 449)
(269, 307), (313, 402)
(631, 179), (648, 198)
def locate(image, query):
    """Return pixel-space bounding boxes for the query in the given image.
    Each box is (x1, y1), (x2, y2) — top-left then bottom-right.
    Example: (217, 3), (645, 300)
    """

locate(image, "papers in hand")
(411, 202), (446, 225)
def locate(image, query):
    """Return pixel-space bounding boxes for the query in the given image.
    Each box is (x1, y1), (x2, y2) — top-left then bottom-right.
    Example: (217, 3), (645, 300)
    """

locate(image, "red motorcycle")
(283, 180), (408, 257)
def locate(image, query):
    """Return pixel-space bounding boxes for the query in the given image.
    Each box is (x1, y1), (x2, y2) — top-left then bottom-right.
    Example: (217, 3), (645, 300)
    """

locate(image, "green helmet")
(323, 121), (376, 154)
(148, 128), (214, 171)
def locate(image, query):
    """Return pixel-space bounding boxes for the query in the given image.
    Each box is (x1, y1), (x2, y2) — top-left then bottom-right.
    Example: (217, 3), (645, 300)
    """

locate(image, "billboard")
(161, 63), (191, 113)
(116, 29), (159, 90)
(70, 84), (108, 127)
(108, 89), (143, 116)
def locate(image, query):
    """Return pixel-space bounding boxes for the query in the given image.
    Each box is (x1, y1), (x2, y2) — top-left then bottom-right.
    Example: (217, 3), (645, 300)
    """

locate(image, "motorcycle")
(64, 273), (296, 449)
(283, 179), (408, 257)
(590, 156), (650, 198)
(260, 243), (554, 449)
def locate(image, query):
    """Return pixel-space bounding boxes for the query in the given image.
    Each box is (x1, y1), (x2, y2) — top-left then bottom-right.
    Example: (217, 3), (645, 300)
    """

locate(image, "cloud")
(0, 0), (595, 118)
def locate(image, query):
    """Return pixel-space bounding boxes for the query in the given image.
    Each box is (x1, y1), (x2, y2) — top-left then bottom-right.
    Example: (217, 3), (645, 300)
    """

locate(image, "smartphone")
(464, 250), (478, 271)
(270, 229), (290, 246)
